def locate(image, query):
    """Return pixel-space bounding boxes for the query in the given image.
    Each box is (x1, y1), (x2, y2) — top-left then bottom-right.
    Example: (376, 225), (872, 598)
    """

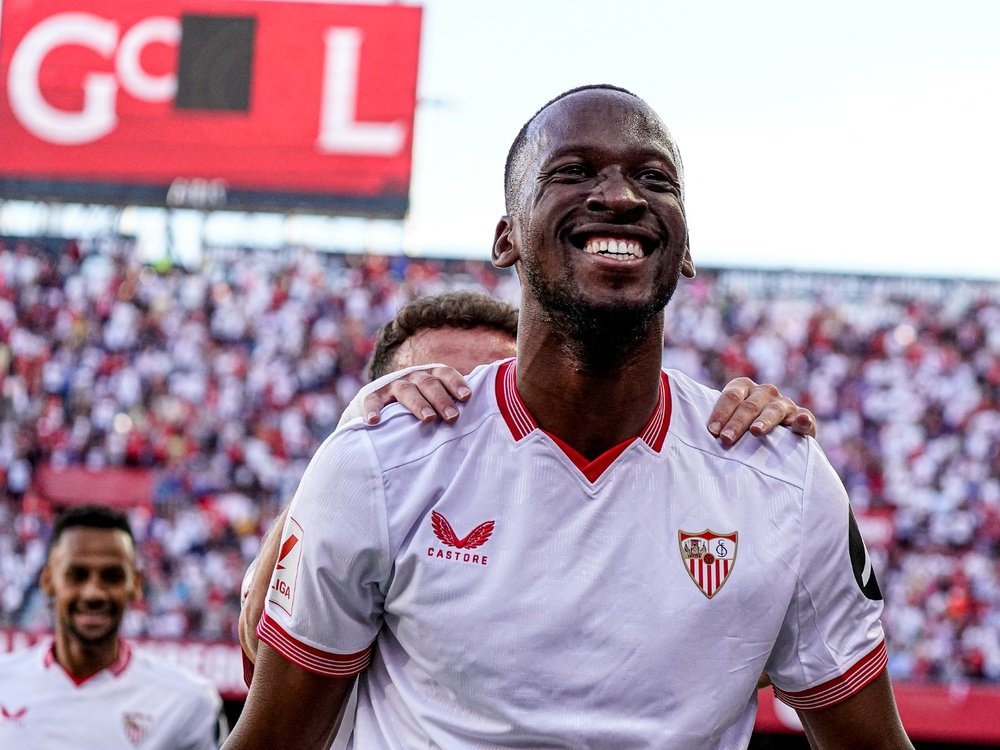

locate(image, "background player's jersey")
(259, 359), (886, 749)
(0, 641), (222, 749)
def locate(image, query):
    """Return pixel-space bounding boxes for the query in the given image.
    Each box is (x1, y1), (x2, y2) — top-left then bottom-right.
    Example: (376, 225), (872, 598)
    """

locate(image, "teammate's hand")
(361, 366), (472, 424)
(707, 377), (818, 446)
(757, 673), (772, 690)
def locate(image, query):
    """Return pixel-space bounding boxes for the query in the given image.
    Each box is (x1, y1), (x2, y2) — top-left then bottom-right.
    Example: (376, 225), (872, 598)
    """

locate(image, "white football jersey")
(0, 640), (222, 749)
(260, 360), (886, 749)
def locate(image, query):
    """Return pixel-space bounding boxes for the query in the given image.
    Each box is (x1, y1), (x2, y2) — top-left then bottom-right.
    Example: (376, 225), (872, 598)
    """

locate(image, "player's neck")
(54, 629), (121, 680)
(515, 319), (664, 459)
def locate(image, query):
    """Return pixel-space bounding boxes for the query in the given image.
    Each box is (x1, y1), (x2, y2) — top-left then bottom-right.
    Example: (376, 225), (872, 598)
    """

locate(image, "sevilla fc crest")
(123, 711), (153, 746)
(679, 529), (738, 598)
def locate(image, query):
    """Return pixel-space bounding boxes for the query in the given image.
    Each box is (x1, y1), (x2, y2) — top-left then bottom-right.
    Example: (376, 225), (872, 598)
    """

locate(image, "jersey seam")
(666, 433), (807, 491)
(375, 407), (505, 474)
(792, 440), (856, 688)
(793, 440), (811, 686)
(357, 426), (394, 601)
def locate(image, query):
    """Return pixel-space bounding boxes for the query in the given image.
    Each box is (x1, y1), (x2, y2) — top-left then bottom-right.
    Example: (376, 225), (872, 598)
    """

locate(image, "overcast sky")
(402, 0), (1000, 279)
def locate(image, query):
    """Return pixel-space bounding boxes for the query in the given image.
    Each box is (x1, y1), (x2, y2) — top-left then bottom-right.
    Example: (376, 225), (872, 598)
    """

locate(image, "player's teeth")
(583, 238), (645, 258)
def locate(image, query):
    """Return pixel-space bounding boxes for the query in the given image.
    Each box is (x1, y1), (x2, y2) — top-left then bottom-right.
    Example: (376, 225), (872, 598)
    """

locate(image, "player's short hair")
(503, 83), (640, 212)
(367, 291), (519, 381)
(48, 504), (134, 555)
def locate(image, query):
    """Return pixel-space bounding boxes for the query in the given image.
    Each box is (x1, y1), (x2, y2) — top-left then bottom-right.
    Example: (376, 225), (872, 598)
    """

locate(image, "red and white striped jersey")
(0, 640), (222, 749)
(260, 359), (886, 749)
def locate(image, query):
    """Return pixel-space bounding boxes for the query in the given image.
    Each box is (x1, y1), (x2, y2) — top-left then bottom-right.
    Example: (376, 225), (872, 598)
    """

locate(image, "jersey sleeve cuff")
(242, 648), (255, 688)
(257, 612), (373, 678)
(773, 639), (887, 711)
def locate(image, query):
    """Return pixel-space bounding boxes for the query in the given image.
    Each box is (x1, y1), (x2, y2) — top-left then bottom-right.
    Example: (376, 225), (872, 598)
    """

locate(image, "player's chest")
(381, 447), (803, 687)
(0, 680), (181, 749)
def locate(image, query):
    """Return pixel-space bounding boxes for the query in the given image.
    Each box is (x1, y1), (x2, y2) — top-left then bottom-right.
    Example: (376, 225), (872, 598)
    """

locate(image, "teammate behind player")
(225, 85), (912, 748)
(0, 504), (223, 749)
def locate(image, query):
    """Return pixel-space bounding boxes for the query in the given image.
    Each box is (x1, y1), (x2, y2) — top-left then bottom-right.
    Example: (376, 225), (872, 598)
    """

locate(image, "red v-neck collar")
(495, 360), (671, 482)
(44, 639), (132, 686)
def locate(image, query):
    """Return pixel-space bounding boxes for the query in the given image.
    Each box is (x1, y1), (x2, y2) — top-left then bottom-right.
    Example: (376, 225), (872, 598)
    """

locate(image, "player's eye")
(102, 568), (127, 584)
(552, 163), (590, 179)
(68, 566), (90, 584)
(636, 168), (674, 188)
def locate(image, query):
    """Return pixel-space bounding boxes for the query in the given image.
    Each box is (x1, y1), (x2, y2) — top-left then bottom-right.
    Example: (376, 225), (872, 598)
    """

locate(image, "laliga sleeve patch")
(848, 509), (882, 601)
(267, 517), (304, 616)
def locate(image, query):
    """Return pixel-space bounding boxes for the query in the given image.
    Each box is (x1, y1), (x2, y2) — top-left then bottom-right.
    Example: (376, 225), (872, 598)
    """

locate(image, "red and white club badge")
(123, 711), (153, 746)
(678, 529), (738, 598)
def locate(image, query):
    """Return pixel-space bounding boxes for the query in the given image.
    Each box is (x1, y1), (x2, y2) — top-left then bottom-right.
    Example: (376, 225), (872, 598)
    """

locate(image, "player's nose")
(79, 572), (109, 602)
(585, 168), (647, 218)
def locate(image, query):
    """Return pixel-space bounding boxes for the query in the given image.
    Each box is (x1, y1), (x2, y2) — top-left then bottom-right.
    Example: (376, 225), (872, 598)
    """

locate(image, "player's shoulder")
(664, 368), (815, 489)
(0, 642), (43, 676)
(335, 360), (507, 470)
(127, 645), (221, 706)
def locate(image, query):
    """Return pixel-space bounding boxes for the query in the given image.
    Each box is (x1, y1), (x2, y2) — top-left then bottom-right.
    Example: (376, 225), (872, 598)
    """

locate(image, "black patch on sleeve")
(848, 508), (882, 601)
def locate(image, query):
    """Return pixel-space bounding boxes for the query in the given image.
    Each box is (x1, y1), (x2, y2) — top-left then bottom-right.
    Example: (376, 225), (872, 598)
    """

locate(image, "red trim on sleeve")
(257, 612), (372, 678)
(242, 649), (255, 688)
(773, 640), (888, 711)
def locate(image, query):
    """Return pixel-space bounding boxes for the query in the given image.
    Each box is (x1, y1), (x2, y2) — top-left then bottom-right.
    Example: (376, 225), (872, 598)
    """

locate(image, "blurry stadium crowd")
(2, 235), (998, 685)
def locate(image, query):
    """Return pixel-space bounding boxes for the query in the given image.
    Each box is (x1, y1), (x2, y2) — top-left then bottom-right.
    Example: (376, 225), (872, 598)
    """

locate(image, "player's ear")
(493, 215), (520, 269)
(130, 567), (144, 604)
(40, 561), (54, 597)
(681, 233), (696, 278)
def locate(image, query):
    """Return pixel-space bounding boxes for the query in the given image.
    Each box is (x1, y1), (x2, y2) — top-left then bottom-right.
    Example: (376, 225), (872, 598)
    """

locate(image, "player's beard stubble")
(520, 257), (683, 369)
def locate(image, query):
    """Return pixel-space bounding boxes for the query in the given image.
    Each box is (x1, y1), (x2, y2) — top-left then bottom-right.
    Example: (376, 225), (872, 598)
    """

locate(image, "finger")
(361, 388), (404, 424)
(784, 408), (818, 439)
(707, 378), (755, 436)
(387, 380), (443, 422)
(745, 400), (797, 437)
(718, 385), (784, 444)
(756, 673), (773, 690)
(405, 375), (464, 422)
(426, 366), (473, 401)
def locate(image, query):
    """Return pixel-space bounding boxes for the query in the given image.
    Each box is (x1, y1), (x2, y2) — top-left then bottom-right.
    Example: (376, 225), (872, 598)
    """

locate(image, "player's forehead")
(50, 527), (135, 568)
(396, 326), (516, 374)
(529, 89), (680, 169)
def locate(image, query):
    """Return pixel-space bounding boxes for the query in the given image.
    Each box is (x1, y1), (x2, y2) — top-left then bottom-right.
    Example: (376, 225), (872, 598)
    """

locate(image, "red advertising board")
(757, 681), (1000, 745)
(0, 0), (422, 216)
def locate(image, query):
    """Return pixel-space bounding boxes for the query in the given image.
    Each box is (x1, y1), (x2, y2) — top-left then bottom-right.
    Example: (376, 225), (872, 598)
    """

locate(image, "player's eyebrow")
(540, 144), (679, 173)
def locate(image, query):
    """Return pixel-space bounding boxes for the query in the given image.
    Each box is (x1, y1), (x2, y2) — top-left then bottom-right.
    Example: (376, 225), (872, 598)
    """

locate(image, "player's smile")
(567, 226), (661, 265)
(72, 604), (116, 635)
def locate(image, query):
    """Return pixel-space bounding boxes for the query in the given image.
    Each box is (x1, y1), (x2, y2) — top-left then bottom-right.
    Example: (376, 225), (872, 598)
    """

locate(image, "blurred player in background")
(0, 504), (224, 749)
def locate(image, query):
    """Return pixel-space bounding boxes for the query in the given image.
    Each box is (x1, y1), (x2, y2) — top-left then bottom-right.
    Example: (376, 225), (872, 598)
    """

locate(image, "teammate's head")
(41, 505), (141, 649)
(493, 85), (694, 361)
(367, 291), (518, 380)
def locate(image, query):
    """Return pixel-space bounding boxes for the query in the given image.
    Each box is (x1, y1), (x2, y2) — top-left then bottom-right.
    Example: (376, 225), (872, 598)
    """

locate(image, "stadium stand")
(2, 235), (999, 735)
